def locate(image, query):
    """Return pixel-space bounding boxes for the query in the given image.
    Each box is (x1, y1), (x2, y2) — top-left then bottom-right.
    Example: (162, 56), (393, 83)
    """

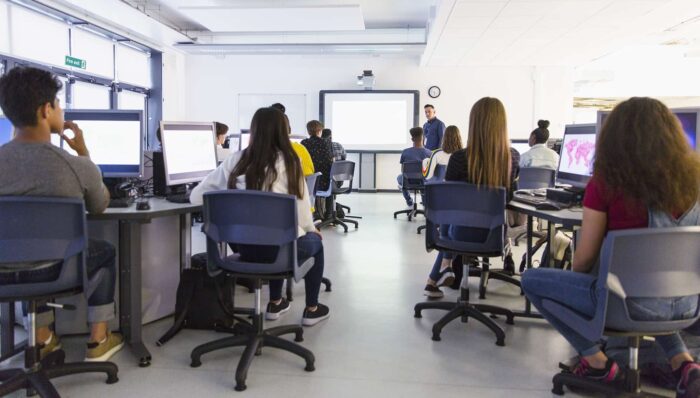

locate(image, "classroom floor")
(2, 194), (673, 397)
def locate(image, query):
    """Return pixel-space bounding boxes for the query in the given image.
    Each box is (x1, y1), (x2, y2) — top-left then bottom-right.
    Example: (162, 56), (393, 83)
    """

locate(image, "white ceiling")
(424, 0), (700, 66)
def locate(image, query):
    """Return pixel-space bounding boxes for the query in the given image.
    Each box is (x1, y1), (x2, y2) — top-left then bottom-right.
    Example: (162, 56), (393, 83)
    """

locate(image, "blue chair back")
(317, 161), (355, 198)
(0, 197), (87, 299)
(401, 161), (425, 190)
(542, 227), (700, 341)
(431, 164), (447, 182)
(202, 190), (314, 282)
(424, 181), (506, 256)
(518, 167), (555, 190)
(305, 172), (322, 207)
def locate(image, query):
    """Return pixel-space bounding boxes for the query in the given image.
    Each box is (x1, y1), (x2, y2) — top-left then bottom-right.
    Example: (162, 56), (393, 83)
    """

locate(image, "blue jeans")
(428, 225), (488, 282)
(238, 233), (325, 307)
(0, 239), (117, 328)
(522, 268), (696, 359)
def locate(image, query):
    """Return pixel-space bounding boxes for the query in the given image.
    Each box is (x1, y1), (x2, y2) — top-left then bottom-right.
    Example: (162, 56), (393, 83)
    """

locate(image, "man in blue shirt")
(398, 127), (432, 207)
(423, 104), (446, 151)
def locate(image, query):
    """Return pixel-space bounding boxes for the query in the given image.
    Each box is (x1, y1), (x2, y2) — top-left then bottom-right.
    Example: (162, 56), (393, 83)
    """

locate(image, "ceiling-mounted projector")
(356, 70), (375, 90)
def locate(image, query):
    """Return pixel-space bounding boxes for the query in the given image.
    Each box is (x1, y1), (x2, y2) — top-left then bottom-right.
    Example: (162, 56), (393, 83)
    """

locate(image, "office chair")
(0, 197), (118, 398)
(394, 161), (425, 221)
(417, 164), (446, 235)
(414, 182), (515, 346)
(316, 161), (358, 233)
(190, 191), (316, 392)
(549, 227), (700, 396)
(512, 167), (556, 247)
(286, 172), (330, 302)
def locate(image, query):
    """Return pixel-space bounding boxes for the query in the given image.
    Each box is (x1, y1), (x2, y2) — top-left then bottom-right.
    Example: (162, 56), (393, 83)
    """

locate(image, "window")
(71, 81), (111, 110)
(70, 28), (114, 79)
(9, 5), (69, 68)
(118, 90), (146, 112)
(116, 45), (150, 87)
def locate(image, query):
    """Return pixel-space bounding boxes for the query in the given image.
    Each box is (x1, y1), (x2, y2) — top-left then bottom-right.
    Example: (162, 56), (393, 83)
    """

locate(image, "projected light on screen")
(332, 100), (408, 146)
(320, 91), (419, 150)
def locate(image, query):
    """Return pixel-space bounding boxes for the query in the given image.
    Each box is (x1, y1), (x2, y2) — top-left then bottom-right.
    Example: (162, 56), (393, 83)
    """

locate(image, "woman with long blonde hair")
(424, 97), (520, 298)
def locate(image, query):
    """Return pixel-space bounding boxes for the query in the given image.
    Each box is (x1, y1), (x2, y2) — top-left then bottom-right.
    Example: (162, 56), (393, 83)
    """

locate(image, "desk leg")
(546, 222), (554, 267)
(0, 302), (24, 361)
(119, 220), (152, 367)
(179, 213), (192, 271)
(512, 215), (543, 320)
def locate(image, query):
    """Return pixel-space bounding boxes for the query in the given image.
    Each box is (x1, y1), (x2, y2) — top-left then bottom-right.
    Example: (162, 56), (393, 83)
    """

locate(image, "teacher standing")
(423, 104), (446, 151)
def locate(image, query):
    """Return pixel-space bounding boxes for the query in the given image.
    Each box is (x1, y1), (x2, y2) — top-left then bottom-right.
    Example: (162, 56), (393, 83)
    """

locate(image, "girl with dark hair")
(191, 108), (330, 326)
(520, 119), (559, 169)
(522, 97), (700, 396)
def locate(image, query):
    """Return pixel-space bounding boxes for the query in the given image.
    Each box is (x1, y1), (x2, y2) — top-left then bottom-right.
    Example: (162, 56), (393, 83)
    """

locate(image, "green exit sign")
(65, 56), (86, 69)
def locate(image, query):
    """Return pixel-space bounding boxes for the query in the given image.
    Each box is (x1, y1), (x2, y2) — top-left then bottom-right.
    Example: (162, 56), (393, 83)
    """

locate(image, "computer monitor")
(671, 108), (699, 150)
(557, 124), (596, 189)
(160, 121), (217, 186)
(0, 116), (13, 146)
(597, 108), (698, 150)
(510, 139), (530, 156)
(62, 110), (143, 177)
(240, 129), (251, 150)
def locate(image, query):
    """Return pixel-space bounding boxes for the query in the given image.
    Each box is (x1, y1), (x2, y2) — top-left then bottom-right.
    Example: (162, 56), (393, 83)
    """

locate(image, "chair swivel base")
(551, 369), (666, 397)
(317, 212), (358, 233)
(190, 317), (314, 392)
(393, 205), (424, 222)
(0, 350), (118, 398)
(413, 287), (514, 346)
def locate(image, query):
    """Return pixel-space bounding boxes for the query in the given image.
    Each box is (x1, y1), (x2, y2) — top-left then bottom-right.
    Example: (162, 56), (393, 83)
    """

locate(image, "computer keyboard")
(166, 192), (191, 204)
(512, 193), (547, 206)
(108, 198), (132, 208)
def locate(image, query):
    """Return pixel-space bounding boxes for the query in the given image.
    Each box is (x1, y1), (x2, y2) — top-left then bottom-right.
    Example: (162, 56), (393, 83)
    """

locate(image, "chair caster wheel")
(295, 334), (304, 343)
(305, 364), (315, 372)
(431, 334), (441, 341)
(139, 359), (151, 368)
(506, 316), (515, 325)
(235, 384), (247, 392)
(106, 375), (119, 384)
(496, 339), (505, 347)
(190, 359), (202, 368)
(414, 311), (422, 318)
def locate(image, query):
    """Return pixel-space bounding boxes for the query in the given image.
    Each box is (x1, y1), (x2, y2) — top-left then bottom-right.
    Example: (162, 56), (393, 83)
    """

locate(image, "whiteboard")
(237, 94), (307, 136)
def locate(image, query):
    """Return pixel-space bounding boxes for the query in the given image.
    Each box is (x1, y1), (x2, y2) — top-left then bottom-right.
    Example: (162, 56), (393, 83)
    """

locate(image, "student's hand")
(61, 121), (90, 157)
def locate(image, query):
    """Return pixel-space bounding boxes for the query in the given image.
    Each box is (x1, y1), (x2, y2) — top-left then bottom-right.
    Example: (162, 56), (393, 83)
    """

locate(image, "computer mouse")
(535, 201), (561, 211)
(136, 199), (150, 211)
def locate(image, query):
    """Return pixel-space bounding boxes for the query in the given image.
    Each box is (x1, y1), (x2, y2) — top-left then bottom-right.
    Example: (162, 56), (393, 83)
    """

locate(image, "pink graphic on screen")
(560, 134), (596, 176)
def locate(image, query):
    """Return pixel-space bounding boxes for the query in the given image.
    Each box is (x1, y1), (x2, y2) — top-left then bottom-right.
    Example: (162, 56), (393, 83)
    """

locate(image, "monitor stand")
(165, 183), (194, 203)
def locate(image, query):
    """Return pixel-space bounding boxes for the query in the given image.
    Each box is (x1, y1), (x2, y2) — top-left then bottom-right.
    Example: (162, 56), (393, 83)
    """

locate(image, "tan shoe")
(39, 333), (62, 360)
(85, 332), (124, 362)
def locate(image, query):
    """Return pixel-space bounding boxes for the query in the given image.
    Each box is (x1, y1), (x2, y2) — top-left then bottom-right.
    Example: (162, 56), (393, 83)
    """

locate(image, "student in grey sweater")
(0, 66), (123, 362)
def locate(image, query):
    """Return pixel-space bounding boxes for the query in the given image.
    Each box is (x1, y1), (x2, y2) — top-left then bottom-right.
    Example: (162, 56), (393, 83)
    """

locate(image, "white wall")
(184, 55), (574, 141)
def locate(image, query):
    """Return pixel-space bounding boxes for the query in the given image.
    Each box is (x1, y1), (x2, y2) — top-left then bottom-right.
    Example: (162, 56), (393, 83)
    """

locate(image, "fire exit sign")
(65, 56), (86, 69)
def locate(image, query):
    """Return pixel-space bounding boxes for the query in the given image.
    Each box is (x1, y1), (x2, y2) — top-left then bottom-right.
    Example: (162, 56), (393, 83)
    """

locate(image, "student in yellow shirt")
(271, 103), (315, 176)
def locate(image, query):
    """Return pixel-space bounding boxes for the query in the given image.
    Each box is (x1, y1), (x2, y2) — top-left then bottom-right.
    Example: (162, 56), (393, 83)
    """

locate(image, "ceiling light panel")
(178, 5), (365, 32)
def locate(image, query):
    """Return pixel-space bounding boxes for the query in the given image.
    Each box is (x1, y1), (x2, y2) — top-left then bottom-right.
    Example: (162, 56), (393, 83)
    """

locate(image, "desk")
(88, 198), (201, 367)
(506, 202), (583, 319)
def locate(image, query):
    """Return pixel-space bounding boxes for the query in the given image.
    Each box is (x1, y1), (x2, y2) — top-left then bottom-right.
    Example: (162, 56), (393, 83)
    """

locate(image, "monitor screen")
(510, 139), (530, 156)
(0, 117), (13, 146)
(160, 122), (217, 186)
(598, 108), (697, 150)
(557, 124), (596, 188)
(62, 110), (143, 177)
(240, 129), (251, 150)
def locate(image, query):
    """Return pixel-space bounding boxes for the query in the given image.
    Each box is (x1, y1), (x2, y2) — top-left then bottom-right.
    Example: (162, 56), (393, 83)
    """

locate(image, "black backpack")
(156, 253), (248, 346)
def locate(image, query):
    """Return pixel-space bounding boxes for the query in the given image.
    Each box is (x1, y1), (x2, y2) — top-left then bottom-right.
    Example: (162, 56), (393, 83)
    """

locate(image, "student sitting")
(397, 127), (432, 208)
(422, 125), (462, 179)
(215, 121), (231, 161)
(521, 97), (700, 397)
(322, 128), (346, 161)
(302, 120), (333, 215)
(424, 97), (518, 298)
(269, 103), (315, 176)
(0, 66), (123, 361)
(519, 119), (559, 169)
(190, 107), (330, 326)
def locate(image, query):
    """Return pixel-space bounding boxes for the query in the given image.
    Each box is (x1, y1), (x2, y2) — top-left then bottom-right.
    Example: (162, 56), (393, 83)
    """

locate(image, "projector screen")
(320, 90), (419, 150)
